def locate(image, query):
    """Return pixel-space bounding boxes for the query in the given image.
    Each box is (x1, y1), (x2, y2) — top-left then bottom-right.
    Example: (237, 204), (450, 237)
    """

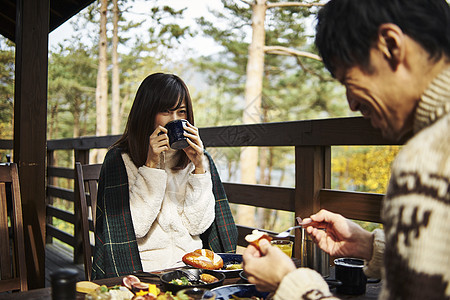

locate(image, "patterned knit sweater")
(274, 67), (450, 300)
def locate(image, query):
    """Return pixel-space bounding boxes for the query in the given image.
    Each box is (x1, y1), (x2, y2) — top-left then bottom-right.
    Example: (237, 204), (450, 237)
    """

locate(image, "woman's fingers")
(183, 122), (204, 154)
(151, 125), (167, 137)
(149, 126), (169, 155)
(184, 124), (202, 145)
(185, 135), (203, 152)
(184, 122), (198, 133)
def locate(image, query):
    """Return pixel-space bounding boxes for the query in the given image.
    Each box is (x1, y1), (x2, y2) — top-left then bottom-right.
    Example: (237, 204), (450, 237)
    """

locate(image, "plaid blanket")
(92, 147), (238, 279)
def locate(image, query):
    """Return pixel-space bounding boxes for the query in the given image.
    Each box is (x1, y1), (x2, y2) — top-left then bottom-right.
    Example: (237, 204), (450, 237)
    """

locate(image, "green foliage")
(48, 42), (98, 139)
(192, 0), (351, 231)
(150, 5), (192, 43)
(0, 38), (15, 139)
(0, 1), (395, 236)
(194, 0), (349, 125)
(45, 0), (196, 238)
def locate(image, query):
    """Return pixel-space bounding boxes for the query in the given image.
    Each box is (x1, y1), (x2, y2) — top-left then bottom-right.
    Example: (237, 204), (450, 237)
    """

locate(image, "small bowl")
(215, 253), (243, 278)
(160, 269), (225, 293)
(187, 253), (243, 278)
(212, 284), (270, 300)
(238, 270), (248, 282)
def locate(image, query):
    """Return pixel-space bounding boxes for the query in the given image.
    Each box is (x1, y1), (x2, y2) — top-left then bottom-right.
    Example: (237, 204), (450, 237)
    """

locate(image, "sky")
(49, 0), (225, 57)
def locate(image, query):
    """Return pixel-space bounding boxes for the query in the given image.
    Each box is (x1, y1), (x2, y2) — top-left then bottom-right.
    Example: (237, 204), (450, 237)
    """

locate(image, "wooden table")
(0, 268), (381, 299)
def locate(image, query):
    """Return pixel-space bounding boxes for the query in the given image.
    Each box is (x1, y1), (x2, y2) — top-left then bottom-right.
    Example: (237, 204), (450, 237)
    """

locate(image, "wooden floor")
(45, 243), (85, 287)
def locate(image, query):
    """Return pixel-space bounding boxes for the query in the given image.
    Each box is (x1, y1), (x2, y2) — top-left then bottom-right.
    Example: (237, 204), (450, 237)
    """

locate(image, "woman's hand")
(145, 126), (169, 168)
(304, 209), (374, 261)
(182, 122), (205, 174)
(243, 239), (296, 292)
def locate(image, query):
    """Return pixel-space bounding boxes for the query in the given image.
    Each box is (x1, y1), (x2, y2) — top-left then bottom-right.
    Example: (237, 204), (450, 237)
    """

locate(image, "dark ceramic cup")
(50, 268), (78, 300)
(165, 119), (189, 149)
(334, 258), (367, 295)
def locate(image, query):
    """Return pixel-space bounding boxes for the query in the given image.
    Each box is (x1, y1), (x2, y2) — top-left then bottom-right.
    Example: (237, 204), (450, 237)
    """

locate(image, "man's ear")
(377, 23), (405, 70)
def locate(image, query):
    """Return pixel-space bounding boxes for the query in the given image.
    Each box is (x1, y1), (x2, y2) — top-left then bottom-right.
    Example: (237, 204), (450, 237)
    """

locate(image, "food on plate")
(132, 295), (156, 300)
(169, 276), (191, 286)
(245, 230), (272, 251)
(132, 281), (151, 293)
(84, 274), (184, 300)
(133, 284), (159, 299)
(77, 281), (101, 294)
(123, 275), (141, 290)
(85, 284), (134, 300)
(168, 273), (219, 285)
(224, 263), (242, 270)
(200, 273), (219, 283)
(182, 249), (224, 270)
(132, 292), (179, 300)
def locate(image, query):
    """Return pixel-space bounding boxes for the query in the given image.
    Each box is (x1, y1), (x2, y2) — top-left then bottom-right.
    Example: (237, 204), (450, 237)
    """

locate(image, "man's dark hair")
(315, 0), (450, 77)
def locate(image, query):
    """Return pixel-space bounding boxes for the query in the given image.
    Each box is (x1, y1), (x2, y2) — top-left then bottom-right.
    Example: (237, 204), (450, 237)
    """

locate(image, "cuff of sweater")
(363, 228), (385, 279)
(274, 268), (333, 300)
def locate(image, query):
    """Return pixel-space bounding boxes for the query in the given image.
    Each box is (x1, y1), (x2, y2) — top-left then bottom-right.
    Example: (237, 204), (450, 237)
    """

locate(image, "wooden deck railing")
(1, 116), (404, 265)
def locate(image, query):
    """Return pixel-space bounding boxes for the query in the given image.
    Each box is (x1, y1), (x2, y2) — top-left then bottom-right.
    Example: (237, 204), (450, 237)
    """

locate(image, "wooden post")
(294, 146), (331, 263)
(73, 149), (89, 264)
(14, 0), (49, 289)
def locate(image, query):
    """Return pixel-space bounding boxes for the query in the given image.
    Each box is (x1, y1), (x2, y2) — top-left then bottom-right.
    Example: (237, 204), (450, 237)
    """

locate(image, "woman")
(92, 73), (238, 279)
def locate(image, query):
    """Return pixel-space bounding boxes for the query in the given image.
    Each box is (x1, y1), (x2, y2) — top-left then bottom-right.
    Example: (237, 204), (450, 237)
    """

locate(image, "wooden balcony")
(1, 116), (404, 284)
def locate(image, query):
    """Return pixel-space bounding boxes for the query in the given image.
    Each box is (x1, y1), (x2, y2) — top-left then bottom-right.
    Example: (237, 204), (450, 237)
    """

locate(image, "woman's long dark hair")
(113, 73), (194, 170)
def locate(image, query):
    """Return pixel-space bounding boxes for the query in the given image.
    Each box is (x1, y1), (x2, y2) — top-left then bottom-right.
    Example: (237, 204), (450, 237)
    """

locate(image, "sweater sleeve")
(274, 268), (338, 300)
(363, 228), (385, 279)
(126, 160), (168, 239)
(179, 167), (216, 236)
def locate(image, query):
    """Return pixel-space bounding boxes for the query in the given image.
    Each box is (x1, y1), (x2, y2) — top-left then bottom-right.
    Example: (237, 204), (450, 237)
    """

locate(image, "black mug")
(50, 268), (78, 300)
(334, 258), (367, 295)
(165, 119), (189, 150)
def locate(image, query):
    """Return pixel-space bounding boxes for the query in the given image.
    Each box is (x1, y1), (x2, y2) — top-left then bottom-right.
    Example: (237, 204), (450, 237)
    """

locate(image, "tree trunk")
(95, 0), (108, 162)
(256, 105), (269, 228)
(73, 97), (81, 138)
(238, 0), (266, 227)
(111, 0), (120, 134)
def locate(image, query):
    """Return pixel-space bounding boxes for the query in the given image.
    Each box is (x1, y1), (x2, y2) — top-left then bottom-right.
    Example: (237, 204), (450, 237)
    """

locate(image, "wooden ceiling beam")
(0, 0), (95, 42)
(0, 0), (16, 41)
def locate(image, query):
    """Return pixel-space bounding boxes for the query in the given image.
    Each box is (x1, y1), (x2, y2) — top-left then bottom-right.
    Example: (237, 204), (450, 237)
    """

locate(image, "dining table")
(0, 266), (381, 300)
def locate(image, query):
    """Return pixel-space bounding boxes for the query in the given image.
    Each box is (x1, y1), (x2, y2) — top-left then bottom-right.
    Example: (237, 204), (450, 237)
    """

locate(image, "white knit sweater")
(122, 150), (215, 271)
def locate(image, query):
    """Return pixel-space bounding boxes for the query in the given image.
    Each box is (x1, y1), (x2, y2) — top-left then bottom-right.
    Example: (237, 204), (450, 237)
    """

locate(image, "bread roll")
(245, 229), (272, 250)
(182, 249), (223, 270)
(200, 273), (219, 283)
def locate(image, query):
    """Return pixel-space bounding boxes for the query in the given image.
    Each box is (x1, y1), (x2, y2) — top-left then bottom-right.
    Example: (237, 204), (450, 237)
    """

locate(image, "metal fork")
(274, 225), (305, 238)
(179, 269), (198, 282)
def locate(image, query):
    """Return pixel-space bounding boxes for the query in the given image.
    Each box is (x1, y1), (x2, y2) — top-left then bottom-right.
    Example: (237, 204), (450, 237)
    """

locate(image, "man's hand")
(304, 209), (374, 261)
(243, 239), (296, 292)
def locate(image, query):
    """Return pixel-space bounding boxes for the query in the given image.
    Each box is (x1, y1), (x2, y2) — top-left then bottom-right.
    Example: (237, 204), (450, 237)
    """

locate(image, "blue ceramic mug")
(165, 119), (189, 150)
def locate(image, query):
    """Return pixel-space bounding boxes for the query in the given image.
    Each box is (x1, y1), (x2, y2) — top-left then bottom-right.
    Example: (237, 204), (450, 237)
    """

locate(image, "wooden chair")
(75, 162), (102, 282)
(0, 163), (27, 292)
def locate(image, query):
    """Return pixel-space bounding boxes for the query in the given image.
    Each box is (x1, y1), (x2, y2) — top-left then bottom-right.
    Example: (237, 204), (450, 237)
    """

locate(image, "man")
(242, 0), (450, 299)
